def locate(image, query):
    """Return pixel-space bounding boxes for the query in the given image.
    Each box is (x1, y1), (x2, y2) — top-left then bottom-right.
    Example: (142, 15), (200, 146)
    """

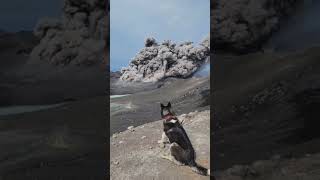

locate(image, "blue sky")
(110, 0), (210, 71)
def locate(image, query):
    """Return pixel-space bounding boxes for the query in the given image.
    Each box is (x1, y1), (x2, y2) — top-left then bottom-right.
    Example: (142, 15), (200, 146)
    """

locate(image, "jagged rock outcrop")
(30, 0), (108, 66)
(212, 0), (298, 53)
(120, 36), (210, 82)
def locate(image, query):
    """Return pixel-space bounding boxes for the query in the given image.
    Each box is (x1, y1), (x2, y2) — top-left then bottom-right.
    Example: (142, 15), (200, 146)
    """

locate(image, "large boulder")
(212, 0), (298, 53)
(120, 36), (210, 82)
(30, 0), (108, 66)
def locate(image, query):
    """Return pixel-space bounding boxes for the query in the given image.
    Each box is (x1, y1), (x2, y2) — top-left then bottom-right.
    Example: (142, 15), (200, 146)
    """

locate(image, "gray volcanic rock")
(30, 0), (108, 66)
(212, 0), (298, 53)
(120, 36), (210, 82)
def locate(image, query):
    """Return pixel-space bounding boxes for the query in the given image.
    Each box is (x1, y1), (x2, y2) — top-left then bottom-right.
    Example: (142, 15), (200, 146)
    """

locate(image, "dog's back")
(160, 102), (209, 176)
(164, 121), (194, 151)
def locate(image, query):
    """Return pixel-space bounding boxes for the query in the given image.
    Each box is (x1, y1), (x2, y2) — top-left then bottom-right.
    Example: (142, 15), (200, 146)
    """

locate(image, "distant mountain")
(111, 71), (121, 77)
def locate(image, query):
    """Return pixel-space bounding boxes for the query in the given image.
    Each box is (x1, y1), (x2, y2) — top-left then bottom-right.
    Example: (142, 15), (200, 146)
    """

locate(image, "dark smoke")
(265, 0), (320, 52)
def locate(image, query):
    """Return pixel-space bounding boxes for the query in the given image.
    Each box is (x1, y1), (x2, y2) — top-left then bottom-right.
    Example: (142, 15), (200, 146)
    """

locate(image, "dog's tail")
(189, 162), (210, 176)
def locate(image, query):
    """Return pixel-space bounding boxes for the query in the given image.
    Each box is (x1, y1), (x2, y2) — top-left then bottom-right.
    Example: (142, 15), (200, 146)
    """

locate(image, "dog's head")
(160, 102), (174, 118)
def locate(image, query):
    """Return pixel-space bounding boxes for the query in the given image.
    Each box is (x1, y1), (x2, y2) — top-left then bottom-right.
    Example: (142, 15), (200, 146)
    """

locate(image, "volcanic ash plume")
(212, 0), (298, 53)
(120, 35), (210, 82)
(30, 0), (108, 66)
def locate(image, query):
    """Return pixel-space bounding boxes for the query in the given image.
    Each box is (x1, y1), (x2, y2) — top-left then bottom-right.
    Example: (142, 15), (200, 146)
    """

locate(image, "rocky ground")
(110, 110), (210, 180)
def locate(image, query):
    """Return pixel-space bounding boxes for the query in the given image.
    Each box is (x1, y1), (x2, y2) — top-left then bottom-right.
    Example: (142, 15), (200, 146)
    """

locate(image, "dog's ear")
(160, 103), (164, 108)
(167, 102), (171, 108)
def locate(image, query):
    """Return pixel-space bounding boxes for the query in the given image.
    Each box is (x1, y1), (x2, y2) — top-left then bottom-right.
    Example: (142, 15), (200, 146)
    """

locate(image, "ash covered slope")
(120, 36), (210, 82)
(212, 0), (298, 53)
(213, 47), (320, 171)
(30, 0), (108, 66)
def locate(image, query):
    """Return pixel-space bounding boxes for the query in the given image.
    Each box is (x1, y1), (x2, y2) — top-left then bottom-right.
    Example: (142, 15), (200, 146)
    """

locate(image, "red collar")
(163, 114), (178, 121)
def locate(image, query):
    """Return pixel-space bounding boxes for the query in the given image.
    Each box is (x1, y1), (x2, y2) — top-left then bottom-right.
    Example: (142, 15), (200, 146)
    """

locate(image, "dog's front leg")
(158, 132), (169, 148)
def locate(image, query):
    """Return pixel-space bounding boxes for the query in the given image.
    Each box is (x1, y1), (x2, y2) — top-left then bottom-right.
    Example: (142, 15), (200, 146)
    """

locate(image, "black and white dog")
(159, 102), (210, 176)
